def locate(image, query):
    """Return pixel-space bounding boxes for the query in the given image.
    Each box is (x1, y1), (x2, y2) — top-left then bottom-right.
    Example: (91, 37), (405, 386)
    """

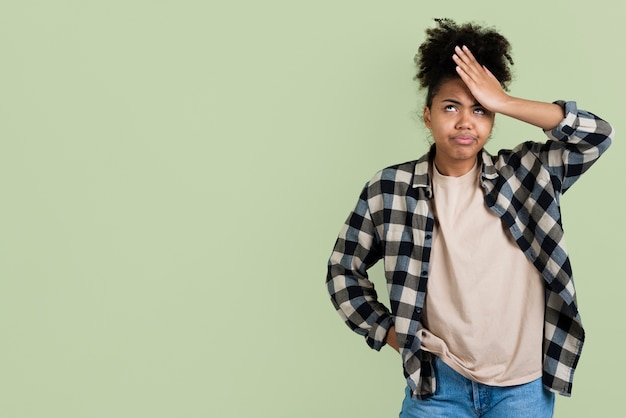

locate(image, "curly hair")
(415, 18), (514, 107)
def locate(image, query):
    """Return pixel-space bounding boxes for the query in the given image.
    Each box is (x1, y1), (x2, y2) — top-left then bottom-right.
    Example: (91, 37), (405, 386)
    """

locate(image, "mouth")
(451, 134), (477, 145)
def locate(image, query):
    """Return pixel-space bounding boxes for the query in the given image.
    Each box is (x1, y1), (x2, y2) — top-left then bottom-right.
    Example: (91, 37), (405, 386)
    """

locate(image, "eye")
(473, 108), (486, 115)
(444, 105), (456, 112)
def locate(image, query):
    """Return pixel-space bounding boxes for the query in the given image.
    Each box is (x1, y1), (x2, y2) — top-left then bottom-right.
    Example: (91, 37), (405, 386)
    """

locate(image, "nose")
(455, 110), (472, 130)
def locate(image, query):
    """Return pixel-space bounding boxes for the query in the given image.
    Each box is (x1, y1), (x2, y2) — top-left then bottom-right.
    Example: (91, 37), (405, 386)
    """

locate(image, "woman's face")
(423, 77), (495, 176)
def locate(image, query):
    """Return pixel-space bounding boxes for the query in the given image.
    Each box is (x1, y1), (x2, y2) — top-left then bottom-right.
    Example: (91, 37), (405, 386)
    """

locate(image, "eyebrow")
(441, 98), (482, 107)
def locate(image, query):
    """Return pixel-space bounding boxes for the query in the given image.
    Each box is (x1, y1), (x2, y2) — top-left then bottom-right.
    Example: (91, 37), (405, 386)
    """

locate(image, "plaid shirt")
(326, 101), (613, 399)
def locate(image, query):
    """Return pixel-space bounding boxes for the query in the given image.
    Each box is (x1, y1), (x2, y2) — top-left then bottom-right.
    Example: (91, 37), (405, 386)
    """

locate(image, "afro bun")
(415, 18), (514, 106)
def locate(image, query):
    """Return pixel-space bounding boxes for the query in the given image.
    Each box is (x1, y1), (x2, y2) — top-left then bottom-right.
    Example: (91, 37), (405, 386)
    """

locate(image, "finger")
(454, 64), (472, 87)
(455, 45), (479, 67)
(453, 46), (482, 78)
(460, 45), (477, 61)
(453, 59), (476, 88)
(453, 45), (472, 63)
(453, 56), (480, 85)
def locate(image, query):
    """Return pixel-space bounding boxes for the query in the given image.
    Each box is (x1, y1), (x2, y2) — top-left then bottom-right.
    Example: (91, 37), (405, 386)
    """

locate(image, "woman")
(326, 18), (613, 417)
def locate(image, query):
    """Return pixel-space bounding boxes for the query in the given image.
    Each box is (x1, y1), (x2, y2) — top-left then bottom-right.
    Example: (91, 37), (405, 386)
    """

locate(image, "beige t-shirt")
(420, 161), (545, 386)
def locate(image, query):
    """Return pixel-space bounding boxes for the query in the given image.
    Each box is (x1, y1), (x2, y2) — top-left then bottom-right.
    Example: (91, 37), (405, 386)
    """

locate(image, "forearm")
(327, 266), (393, 349)
(494, 95), (565, 131)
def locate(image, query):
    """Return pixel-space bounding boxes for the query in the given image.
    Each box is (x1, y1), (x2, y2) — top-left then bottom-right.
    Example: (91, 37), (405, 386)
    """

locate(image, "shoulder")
(369, 160), (418, 192)
(483, 142), (557, 188)
(366, 159), (420, 195)
(371, 149), (430, 186)
(488, 141), (553, 168)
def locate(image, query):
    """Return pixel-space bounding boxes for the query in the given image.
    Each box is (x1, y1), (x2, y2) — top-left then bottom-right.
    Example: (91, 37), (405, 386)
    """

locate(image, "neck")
(433, 155), (477, 177)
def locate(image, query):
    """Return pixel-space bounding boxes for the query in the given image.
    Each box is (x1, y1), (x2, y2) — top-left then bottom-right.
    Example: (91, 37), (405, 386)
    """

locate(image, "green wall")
(1, 1), (623, 417)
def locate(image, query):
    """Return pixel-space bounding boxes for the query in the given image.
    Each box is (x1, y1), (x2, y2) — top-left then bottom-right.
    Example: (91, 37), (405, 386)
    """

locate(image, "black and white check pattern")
(327, 101), (613, 399)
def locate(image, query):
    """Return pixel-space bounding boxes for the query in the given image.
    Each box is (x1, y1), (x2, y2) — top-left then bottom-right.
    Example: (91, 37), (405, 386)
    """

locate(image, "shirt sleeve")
(541, 100), (614, 193)
(326, 184), (393, 351)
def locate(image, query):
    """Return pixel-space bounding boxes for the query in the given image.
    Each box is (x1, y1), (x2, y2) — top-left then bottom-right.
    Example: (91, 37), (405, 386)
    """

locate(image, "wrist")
(385, 326), (400, 353)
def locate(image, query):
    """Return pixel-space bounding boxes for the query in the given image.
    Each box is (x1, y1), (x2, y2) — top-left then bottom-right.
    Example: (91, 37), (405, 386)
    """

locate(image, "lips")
(451, 134), (477, 145)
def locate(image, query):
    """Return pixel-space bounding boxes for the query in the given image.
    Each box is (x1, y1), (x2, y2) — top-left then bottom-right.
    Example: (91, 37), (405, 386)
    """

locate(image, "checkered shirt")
(326, 101), (613, 399)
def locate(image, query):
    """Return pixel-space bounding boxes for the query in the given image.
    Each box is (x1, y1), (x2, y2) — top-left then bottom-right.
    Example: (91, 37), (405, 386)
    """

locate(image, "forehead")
(432, 78), (477, 103)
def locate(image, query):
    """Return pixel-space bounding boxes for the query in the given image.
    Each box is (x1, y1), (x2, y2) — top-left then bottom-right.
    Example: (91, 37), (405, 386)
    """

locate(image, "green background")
(1, 1), (622, 417)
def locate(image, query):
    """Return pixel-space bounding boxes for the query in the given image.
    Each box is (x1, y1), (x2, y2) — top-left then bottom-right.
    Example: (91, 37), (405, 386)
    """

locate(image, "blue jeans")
(400, 357), (555, 417)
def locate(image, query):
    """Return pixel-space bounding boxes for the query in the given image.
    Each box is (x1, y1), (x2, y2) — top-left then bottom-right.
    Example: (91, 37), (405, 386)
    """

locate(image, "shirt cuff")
(544, 100), (578, 140)
(366, 314), (394, 351)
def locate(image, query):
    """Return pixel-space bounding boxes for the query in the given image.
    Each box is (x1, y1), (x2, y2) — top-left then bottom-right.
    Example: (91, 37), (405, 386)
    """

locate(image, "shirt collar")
(411, 146), (434, 189)
(412, 146), (499, 190)
(480, 149), (498, 180)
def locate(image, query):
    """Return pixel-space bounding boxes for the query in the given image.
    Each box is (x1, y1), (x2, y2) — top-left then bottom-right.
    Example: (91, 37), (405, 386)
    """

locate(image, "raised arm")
(452, 45), (564, 130)
(453, 44), (613, 193)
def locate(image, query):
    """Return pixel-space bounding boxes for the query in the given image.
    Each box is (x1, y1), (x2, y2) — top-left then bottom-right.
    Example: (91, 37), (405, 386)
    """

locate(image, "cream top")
(420, 161), (545, 386)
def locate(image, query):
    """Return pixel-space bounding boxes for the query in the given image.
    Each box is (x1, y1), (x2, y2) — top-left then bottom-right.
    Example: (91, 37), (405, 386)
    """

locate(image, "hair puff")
(415, 18), (514, 106)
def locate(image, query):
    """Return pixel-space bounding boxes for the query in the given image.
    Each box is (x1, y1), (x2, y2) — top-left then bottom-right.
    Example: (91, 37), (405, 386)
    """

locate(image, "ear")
(423, 106), (432, 129)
